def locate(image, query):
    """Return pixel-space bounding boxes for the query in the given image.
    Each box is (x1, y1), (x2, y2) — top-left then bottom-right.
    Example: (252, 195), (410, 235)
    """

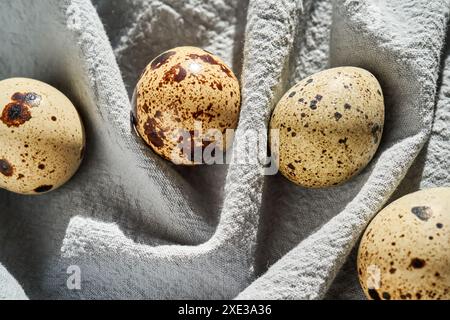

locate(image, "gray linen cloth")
(0, 0), (448, 299)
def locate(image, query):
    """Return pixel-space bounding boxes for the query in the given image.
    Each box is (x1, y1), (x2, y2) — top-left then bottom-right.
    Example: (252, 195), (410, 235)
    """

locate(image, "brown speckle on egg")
(411, 206), (433, 221)
(143, 117), (165, 149)
(410, 258), (426, 269)
(358, 188), (450, 300)
(11, 92), (42, 107)
(1, 103), (32, 127)
(309, 100), (318, 110)
(368, 289), (381, 300)
(162, 64), (187, 84)
(382, 292), (391, 300)
(134, 47), (241, 165)
(270, 67), (385, 188)
(0, 159), (14, 177)
(371, 123), (382, 144)
(34, 185), (53, 193)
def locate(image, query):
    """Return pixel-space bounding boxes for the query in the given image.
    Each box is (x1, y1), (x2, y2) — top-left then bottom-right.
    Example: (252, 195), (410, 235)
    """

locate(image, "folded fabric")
(0, 0), (448, 299)
(0, 263), (27, 300)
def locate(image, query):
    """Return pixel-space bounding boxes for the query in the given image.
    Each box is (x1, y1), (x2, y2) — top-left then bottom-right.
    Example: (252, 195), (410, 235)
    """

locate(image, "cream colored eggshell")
(0, 78), (85, 195)
(134, 46), (241, 165)
(270, 67), (384, 188)
(358, 188), (450, 300)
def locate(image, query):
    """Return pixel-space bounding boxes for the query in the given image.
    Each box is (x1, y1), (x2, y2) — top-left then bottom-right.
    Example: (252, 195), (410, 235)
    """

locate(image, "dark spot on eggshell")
(344, 103), (352, 110)
(188, 53), (233, 78)
(51, 116), (57, 121)
(38, 164), (45, 170)
(288, 91), (296, 98)
(310, 100), (318, 110)
(192, 110), (203, 119)
(34, 185), (53, 193)
(144, 117), (165, 148)
(371, 124), (381, 144)
(211, 80), (223, 91)
(334, 112), (342, 121)
(410, 258), (426, 269)
(315, 94), (323, 101)
(411, 206), (433, 221)
(11, 92), (41, 107)
(0, 159), (14, 177)
(151, 51), (176, 70)
(368, 288), (381, 300)
(17, 174), (24, 180)
(339, 137), (348, 144)
(11, 92), (26, 101)
(382, 292), (391, 300)
(288, 163), (295, 170)
(162, 64), (187, 83)
(389, 268), (396, 274)
(306, 78), (313, 84)
(436, 223), (443, 229)
(377, 89), (382, 96)
(1, 103), (32, 127)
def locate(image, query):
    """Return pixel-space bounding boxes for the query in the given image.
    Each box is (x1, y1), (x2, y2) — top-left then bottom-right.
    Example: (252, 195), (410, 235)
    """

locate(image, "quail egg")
(358, 188), (450, 300)
(0, 78), (85, 195)
(270, 67), (384, 188)
(132, 46), (241, 165)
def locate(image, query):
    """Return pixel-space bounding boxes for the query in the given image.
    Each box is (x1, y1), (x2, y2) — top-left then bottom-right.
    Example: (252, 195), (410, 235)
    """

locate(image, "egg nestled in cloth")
(0, 78), (85, 195)
(358, 188), (450, 300)
(270, 67), (384, 188)
(132, 46), (241, 165)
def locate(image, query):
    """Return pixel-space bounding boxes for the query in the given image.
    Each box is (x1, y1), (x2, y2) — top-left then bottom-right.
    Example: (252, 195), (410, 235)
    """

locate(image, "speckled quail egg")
(358, 188), (450, 300)
(0, 78), (85, 195)
(270, 67), (384, 188)
(132, 46), (241, 165)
